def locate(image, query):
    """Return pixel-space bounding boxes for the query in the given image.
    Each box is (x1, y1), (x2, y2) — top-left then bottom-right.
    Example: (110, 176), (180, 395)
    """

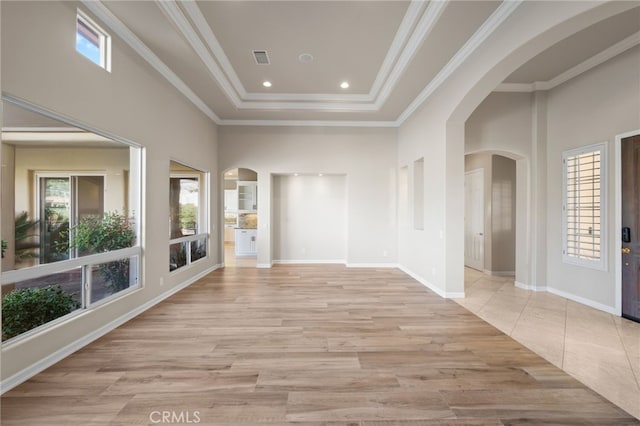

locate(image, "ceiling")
(83, 1), (639, 127)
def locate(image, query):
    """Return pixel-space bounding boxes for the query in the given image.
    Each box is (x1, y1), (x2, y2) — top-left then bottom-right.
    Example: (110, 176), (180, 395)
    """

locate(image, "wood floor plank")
(1, 264), (637, 425)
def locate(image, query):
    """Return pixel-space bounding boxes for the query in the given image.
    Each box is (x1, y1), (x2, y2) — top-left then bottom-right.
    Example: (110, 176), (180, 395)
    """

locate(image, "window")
(562, 143), (607, 270)
(1, 99), (142, 343)
(169, 161), (209, 272)
(76, 10), (111, 71)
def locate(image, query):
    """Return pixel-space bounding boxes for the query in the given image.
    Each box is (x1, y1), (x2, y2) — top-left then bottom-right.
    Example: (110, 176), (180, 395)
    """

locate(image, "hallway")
(459, 268), (640, 418)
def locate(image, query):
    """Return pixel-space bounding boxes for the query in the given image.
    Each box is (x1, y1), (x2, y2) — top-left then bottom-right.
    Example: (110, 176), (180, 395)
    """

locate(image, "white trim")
(547, 286), (617, 315)
(256, 263), (273, 269)
(374, 1), (447, 108)
(399, 266), (444, 297)
(218, 119), (398, 128)
(495, 31), (640, 93)
(272, 259), (346, 265)
(397, 0), (523, 125)
(346, 263), (398, 268)
(169, 0), (435, 108)
(367, 1), (426, 100)
(515, 281), (547, 292)
(482, 270), (515, 276)
(0, 264), (220, 394)
(561, 142), (608, 271)
(76, 9), (111, 72)
(78, 1), (633, 128)
(80, 1), (220, 124)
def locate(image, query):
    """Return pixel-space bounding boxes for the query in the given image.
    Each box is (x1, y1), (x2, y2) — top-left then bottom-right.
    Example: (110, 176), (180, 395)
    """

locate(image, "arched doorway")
(222, 167), (258, 267)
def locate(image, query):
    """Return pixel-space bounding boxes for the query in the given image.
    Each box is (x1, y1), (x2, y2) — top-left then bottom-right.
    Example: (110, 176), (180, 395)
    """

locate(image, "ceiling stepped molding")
(164, 0), (438, 109)
(364, 1), (426, 101)
(81, 0), (221, 124)
(81, 1), (628, 128)
(158, 0), (243, 106)
(372, 0), (448, 109)
(396, 0), (524, 124)
(495, 30), (640, 93)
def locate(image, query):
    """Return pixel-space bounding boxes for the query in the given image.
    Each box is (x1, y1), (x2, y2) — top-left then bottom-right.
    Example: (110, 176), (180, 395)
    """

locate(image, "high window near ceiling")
(562, 143), (607, 270)
(76, 9), (111, 71)
(169, 161), (209, 272)
(1, 100), (142, 343)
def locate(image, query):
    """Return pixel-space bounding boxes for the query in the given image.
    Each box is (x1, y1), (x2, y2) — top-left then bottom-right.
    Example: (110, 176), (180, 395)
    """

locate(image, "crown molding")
(397, 0), (524, 124)
(218, 119), (398, 128)
(495, 30), (640, 93)
(81, 0), (221, 124)
(76, 1), (631, 128)
(159, 0), (439, 111)
(373, 0), (448, 109)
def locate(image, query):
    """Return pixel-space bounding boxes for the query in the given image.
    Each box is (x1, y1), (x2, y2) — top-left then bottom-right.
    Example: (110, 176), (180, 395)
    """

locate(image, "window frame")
(1, 95), (144, 345)
(169, 163), (210, 272)
(76, 9), (111, 72)
(562, 142), (607, 271)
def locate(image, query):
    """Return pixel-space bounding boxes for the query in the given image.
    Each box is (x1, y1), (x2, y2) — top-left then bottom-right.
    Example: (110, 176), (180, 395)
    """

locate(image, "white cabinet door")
(224, 189), (238, 211)
(238, 182), (257, 211)
(235, 229), (257, 256)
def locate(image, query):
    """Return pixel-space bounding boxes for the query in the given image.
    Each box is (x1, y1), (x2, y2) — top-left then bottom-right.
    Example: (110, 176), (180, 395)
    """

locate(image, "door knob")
(622, 247), (631, 254)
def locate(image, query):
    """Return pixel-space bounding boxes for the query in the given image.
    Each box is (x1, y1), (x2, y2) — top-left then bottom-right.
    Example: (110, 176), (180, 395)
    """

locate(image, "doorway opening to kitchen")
(223, 168), (258, 267)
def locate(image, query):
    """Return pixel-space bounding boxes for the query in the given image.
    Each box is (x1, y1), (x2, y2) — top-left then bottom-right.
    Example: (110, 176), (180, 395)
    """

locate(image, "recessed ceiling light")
(318, 173), (324, 177)
(340, 81), (350, 89)
(298, 53), (314, 63)
(263, 81), (272, 88)
(294, 173), (299, 177)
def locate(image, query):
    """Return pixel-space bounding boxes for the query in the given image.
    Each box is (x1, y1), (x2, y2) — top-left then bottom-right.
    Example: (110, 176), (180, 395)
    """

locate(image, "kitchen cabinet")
(238, 182), (257, 211)
(235, 229), (257, 256)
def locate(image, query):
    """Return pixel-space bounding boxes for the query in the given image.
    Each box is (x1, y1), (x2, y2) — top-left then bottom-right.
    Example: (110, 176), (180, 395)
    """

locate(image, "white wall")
(218, 126), (397, 267)
(273, 174), (347, 263)
(1, 1), (219, 386)
(546, 46), (640, 311)
(398, 1), (628, 298)
(466, 92), (533, 157)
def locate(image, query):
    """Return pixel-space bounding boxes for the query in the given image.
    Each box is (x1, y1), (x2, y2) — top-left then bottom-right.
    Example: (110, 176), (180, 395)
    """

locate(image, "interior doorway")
(465, 169), (485, 270)
(464, 153), (517, 277)
(621, 134), (640, 322)
(223, 168), (257, 267)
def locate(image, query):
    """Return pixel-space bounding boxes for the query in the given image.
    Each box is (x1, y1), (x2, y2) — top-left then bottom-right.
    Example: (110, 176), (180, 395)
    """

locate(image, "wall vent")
(253, 50), (270, 65)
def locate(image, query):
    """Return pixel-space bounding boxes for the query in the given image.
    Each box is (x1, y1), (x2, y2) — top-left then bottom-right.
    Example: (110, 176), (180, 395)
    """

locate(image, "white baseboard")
(0, 264), (220, 394)
(483, 270), (515, 276)
(346, 263), (399, 268)
(514, 281), (547, 292)
(256, 263), (273, 269)
(398, 265), (464, 299)
(272, 259), (346, 265)
(546, 286), (618, 315)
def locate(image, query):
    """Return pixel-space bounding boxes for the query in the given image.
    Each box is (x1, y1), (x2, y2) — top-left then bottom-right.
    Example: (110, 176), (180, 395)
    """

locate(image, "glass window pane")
(191, 237), (207, 263)
(2, 269), (82, 341)
(169, 242), (187, 271)
(90, 257), (134, 304)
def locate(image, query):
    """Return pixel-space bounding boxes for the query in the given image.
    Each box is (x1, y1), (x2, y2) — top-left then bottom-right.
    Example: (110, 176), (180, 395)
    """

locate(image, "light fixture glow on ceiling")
(298, 53), (314, 63)
(262, 81), (272, 88)
(340, 81), (350, 89)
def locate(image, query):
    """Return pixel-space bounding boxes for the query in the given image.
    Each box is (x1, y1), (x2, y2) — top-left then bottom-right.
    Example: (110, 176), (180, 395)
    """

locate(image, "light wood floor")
(2, 265), (637, 425)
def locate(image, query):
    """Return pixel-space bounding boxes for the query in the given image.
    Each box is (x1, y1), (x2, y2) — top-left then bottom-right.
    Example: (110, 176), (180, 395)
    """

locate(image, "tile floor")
(458, 267), (640, 419)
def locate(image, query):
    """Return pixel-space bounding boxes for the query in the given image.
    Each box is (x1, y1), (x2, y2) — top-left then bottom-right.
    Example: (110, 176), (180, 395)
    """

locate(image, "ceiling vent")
(252, 50), (270, 65)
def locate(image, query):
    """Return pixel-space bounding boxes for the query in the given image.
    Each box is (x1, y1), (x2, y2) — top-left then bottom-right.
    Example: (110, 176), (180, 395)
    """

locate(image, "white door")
(465, 169), (485, 270)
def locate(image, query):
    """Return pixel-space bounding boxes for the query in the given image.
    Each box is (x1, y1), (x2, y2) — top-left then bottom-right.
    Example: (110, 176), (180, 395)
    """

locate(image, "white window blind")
(562, 143), (606, 270)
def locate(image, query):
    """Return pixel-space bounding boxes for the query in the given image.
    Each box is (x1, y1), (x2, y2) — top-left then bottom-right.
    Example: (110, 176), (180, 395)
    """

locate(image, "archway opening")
(222, 167), (258, 267)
